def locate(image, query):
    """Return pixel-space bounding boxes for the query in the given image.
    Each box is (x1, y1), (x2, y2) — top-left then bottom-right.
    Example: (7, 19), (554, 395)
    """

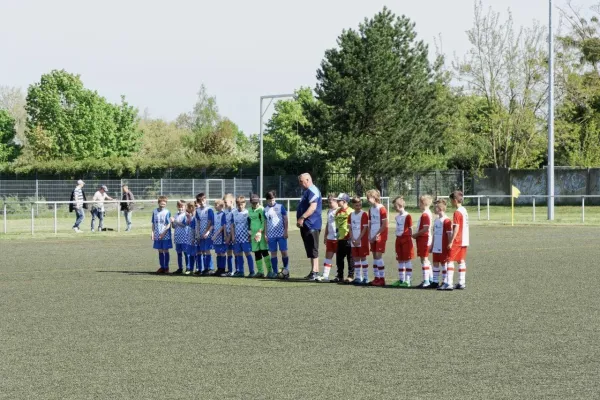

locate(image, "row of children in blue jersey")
(153, 191), (290, 278)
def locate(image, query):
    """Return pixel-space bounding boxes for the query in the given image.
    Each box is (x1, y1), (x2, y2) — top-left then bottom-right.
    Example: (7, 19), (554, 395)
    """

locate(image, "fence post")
(386, 197), (390, 213)
(117, 202), (121, 232)
(35, 179), (39, 216)
(486, 197), (490, 221)
(279, 176), (282, 198)
(461, 170), (465, 194)
(287, 199), (291, 213)
(54, 202), (57, 235)
(31, 205), (34, 235)
(233, 177), (236, 196)
(477, 196), (481, 220)
(533, 197), (536, 222)
(417, 175), (421, 207)
(582, 196), (585, 223)
(160, 179), (163, 196)
(3, 203), (6, 234)
(192, 179), (195, 197)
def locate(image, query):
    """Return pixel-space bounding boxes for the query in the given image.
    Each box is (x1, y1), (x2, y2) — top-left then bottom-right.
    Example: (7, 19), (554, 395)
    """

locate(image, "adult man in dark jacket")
(120, 185), (135, 231)
(69, 179), (87, 233)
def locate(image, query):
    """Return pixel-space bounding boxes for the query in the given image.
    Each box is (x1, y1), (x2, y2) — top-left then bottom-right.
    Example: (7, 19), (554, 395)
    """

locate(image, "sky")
(0, 0), (586, 135)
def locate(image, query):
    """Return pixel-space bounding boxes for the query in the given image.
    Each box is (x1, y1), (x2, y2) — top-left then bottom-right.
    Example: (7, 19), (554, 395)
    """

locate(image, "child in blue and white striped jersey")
(170, 200), (189, 274)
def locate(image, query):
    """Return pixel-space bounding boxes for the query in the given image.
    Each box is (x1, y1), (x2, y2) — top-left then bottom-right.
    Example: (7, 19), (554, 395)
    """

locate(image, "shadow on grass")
(95, 270), (442, 291)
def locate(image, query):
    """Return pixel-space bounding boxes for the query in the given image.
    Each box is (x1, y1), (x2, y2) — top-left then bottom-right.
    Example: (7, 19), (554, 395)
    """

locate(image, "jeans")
(73, 208), (85, 229)
(91, 208), (104, 231)
(123, 211), (132, 230)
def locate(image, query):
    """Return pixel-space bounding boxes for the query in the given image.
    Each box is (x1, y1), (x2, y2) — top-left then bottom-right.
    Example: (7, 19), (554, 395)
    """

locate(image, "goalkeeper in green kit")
(248, 194), (273, 278)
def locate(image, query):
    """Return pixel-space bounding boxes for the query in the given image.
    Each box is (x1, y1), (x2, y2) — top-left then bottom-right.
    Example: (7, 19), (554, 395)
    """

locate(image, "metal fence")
(0, 172), (467, 206)
(4, 167), (600, 209)
(0, 196), (392, 235)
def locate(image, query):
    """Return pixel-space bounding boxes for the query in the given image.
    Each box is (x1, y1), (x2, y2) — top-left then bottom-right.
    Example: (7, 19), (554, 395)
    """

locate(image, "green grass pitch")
(1, 223), (599, 399)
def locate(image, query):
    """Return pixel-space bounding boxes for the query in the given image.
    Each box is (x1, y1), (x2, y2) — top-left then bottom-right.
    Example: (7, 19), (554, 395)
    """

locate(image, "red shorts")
(395, 237), (414, 262)
(351, 246), (369, 258)
(325, 240), (338, 254)
(432, 252), (449, 264)
(416, 237), (430, 258)
(370, 237), (386, 253)
(449, 246), (468, 262)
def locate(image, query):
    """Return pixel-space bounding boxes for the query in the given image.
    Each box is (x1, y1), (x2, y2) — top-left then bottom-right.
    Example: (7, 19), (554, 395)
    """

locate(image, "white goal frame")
(206, 179), (225, 200)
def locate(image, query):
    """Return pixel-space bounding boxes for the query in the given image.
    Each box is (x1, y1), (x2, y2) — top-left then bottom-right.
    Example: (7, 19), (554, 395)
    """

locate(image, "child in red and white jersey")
(444, 191), (470, 290)
(391, 196), (414, 288)
(348, 196), (370, 285)
(413, 195), (433, 288)
(431, 199), (452, 289)
(366, 189), (388, 287)
(317, 195), (339, 282)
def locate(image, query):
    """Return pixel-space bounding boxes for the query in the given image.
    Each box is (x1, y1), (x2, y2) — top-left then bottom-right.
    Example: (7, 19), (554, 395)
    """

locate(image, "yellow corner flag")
(511, 185), (520, 226)
(512, 185), (521, 199)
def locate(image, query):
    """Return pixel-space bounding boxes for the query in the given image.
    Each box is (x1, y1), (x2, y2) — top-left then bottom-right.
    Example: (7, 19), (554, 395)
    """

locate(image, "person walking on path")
(70, 179), (87, 233)
(120, 185), (135, 231)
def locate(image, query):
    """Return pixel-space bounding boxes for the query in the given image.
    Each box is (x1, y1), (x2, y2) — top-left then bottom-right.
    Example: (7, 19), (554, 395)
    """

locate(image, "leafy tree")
(0, 86), (27, 145)
(25, 69), (141, 160)
(176, 84), (220, 134)
(453, 1), (548, 169)
(311, 7), (448, 191)
(139, 118), (188, 160)
(0, 109), (20, 162)
(178, 85), (256, 162)
(263, 87), (325, 172)
(554, 1), (600, 166)
(443, 93), (500, 171)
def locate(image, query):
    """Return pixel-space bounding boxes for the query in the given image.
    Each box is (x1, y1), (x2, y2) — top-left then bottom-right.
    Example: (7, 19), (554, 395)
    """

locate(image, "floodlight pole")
(259, 93), (295, 201)
(548, 0), (555, 220)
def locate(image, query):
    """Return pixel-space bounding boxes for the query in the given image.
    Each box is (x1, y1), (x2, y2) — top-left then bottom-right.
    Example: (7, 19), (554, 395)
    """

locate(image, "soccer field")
(1, 225), (598, 399)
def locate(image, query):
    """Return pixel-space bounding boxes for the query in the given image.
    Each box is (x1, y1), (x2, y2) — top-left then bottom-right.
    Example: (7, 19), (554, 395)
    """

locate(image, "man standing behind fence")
(91, 185), (113, 232)
(120, 185), (135, 231)
(297, 173), (322, 280)
(70, 179), (87, 233)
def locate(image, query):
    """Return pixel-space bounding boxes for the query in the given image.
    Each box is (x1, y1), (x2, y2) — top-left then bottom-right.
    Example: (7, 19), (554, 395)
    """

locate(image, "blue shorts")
(268, 237), (288, 253)
(175, 243), (185, 253)
(184, 244), (196, 255)
(214, 244), (228, 254)
(197, 238), (213, 252)
(233, 242), (252, 254)
(227, 243), (234, 252)
(153, 239), (173, 250)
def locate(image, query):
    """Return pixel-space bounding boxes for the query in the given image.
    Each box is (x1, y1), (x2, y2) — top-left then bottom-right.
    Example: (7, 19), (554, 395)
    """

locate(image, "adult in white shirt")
(91, 185), (113, 232)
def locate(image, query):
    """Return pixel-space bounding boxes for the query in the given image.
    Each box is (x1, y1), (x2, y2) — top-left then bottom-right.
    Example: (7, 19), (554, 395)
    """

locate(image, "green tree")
(263, 87), (325, 172)
(443, 93), (499, 171)
(311, 8), (448, 191)
(554, 1), (600, 166)
(0, 109), (20, 162)
(25, 69), (141, 160)
(0, 86), (27, 146)
(176, 85), (220, 134)
(139, 118), (188, 160)
(453, 1), (548, 169)
(178, 85), (256, 162)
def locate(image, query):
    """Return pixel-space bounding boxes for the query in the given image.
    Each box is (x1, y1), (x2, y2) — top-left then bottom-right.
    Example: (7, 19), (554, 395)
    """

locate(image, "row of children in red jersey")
(317, 189), (469, 290)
